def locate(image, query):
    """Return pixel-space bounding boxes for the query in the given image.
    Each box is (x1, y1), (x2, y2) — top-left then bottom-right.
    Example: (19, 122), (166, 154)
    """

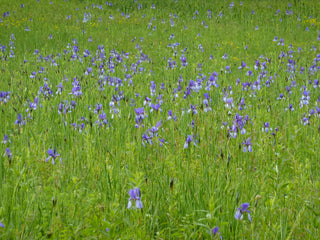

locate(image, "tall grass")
(0, 0), (320, 239)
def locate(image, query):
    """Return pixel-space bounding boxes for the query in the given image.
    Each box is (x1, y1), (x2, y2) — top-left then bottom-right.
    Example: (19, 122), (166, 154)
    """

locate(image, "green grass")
(0, 0), (320, 239)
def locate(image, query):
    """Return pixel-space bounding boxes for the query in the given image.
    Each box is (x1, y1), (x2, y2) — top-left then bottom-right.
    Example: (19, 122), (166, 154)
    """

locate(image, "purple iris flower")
(142, 132), (152, 146)
(242, 138), (252, 152)
(26, 97), (41, 112)
(135, 107), (147, 128)
(235, 203), (251, 221)
(2, 135), (10, 144)
(238, 98), (246, 111)
(135, 107), (145, 116)
(167, 110), (177, 121)
(203, 93), (212, 112)
(277, 93), (284, 100)
(0, 91), (10, 103)
(127, 188), (143, 209)
(0, 222), (4, 228)
(289, 104), (294, 111)
(15, 114), (25, 126)
(143, 97), (151, 106)
(301, 115), (309, 126)
(188, 104), (198, 115)
(56, 82), (63, 95)
(238, 61), (247, 70)
(96, 111), (108, 126)
(150, 81), (156, 96)
(225, 66), (231, 73)
(262, 122), (271, 133)
(4, 148), (12, 160)
(150, 103), (162, 113)
(224, 97), (234, 109)
(94, 104), (102, 114)
(46, 148), (62, 164)
(180, 55), (188, 67)
(70, 78), (82, 97)
(159, 138), (167, 147)
(212, 226), (222, 239)
(184, 135), (196, 149)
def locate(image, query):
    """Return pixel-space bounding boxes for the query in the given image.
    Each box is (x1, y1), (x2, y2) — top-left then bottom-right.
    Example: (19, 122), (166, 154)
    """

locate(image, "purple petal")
(212, 226), (219, 235)
(241, 203), (250, 211)
(0, 222), (4, 228)
(127, 200), (132, 209)
(134, 188), (141, 197)
(129, 189), (136, 199)
(136, 199), (143, 209)
(47, 148), (54, 156)
(243, 146), (247, 153)
(235, 209), (241, 220)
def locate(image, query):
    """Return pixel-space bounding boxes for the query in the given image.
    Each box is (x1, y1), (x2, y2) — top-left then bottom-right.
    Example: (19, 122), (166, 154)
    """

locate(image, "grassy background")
(0, 0), (320, 239)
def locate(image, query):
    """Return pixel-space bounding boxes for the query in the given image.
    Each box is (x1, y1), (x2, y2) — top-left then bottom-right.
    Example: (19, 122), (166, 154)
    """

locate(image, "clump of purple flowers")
(127, 188), (143, 209)
(70, 77), (83, 97)
(0, 91), (10, 103)
(141, 121), (162, 146)
(135, 107), (147, 128)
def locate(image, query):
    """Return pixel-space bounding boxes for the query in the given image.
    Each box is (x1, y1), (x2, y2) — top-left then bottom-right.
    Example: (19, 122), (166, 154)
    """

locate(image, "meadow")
(0, 0), (320, 239)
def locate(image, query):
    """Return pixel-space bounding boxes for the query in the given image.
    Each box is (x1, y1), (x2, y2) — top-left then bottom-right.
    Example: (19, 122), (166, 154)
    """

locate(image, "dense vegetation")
(0, 0), (320, 239)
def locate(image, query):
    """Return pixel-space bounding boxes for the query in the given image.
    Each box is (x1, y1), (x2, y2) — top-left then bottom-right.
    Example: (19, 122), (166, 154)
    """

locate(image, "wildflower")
(299, 90), (310, 108)
(184, 135), (196, 149)
(159, 138), (167, 147)
(203, 93), (212, 112)
(238, 98), (246, 111)
(135, 107), (147, 128)
(3, 148), (12, 161)
(70, 78), (82, 97)
(242, 138), (252, 152)
(15, 114), (25, 126)
(2, 135), (10, 144)
(180, 55), (188, 67)
(150, 103), (162, 113)
(96, 111), (109, 127)
(188, 104), (198, 115)
(225, 66), (231, 73)
(167, 110), (177, 121)
(301, 115), (309, 126)
(56, 82), (63, 95)
(289, 104), (294, 111)
(0, 91), (10, 103)
(0, 222), (4, 228)
(46, 148), (62, 164)
(235, 203), (251, 221)
(262, 122), (272, 133)
(224, 97), (234, 109)
(212, 226), (222, 239)
(221, 53), (228, 59)
(127, 188), (143, 209)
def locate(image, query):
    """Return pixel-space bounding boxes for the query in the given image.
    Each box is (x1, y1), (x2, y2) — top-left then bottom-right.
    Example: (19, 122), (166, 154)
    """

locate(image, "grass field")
(0, 0), (320, 239)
